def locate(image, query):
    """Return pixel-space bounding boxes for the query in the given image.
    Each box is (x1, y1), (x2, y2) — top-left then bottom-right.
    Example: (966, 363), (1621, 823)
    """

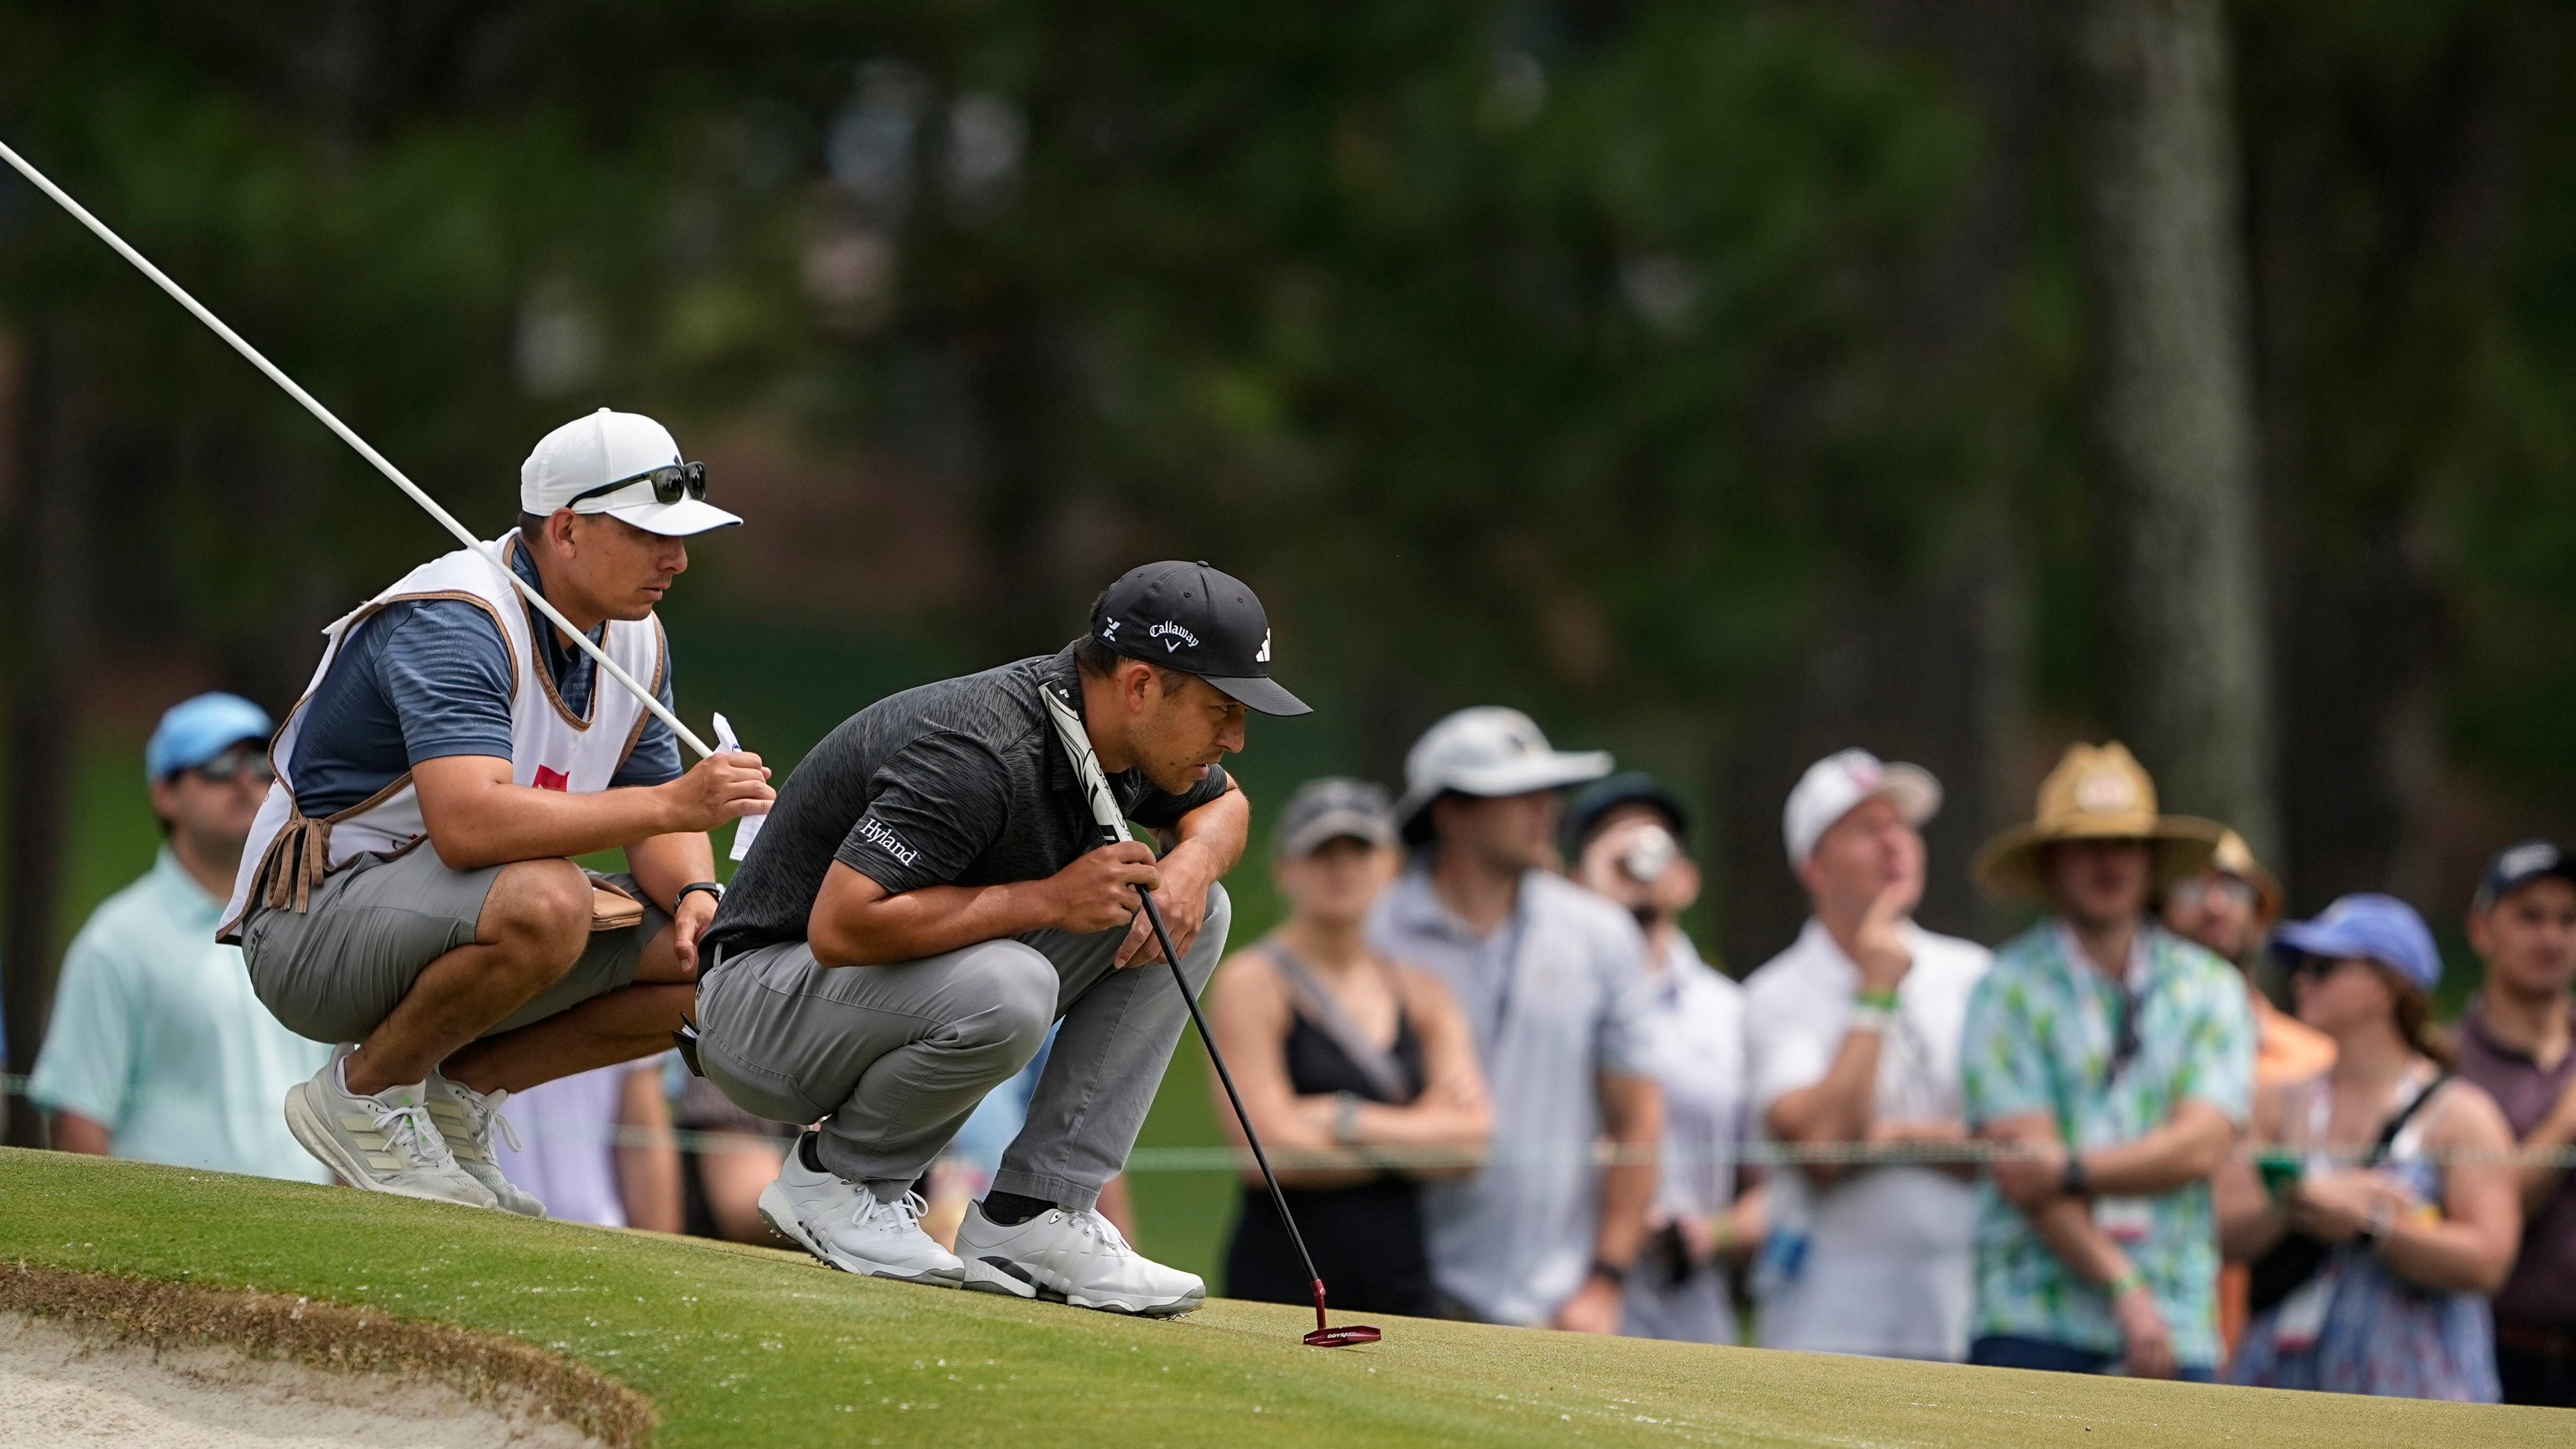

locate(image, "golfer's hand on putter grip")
(659, 750), (774, 833)
(1044, 841), (1162, 940)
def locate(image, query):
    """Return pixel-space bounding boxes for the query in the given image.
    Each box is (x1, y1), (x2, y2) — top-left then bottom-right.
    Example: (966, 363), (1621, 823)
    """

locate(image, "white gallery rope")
(6, 1075), (2570, 1169)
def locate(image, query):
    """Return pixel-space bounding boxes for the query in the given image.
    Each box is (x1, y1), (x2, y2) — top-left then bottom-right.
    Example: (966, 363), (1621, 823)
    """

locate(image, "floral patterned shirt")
(1959, 920), (2255, 1368)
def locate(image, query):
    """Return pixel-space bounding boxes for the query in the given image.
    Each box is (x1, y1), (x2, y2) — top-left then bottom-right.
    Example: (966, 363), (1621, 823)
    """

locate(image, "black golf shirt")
(703, 642), (1231, 958)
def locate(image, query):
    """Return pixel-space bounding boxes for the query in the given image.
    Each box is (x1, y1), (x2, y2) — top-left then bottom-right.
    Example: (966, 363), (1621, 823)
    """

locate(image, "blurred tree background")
(7, 0), (2576, 1261)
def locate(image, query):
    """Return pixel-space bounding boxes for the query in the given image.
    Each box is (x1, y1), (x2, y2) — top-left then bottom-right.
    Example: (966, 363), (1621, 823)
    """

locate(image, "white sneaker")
(426, 1073), (546, 1218)
(758, 1137), (963, 1287)
(955, 1201), (1206, 1316)
(284, 1047), (498, 1210)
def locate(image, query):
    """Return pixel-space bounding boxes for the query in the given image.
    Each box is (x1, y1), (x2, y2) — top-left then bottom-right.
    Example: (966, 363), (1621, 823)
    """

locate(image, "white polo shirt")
(1742, 917), (1989, 1360)
(1643, 932), (1746, 1227)
(1622, 932), (1749, 1344)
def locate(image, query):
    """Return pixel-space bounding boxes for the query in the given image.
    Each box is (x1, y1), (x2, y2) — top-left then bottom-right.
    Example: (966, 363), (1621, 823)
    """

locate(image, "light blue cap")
(2270, 892), (2442, 991)
(145, 692), (273, 783)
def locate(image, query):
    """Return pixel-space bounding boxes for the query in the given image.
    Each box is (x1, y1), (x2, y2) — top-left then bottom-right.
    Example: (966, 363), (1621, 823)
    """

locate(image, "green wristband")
(2106, 1268), (2146, 1299)
(1855, 987), (1900, 1013)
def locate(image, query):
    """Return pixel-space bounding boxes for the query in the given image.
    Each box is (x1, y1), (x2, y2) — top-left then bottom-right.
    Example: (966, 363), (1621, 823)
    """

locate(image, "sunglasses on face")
(2290, 954), (2358, 982)
(190, 742), (276, 785)
(2170, 876), (2259, 911)
(569, 461), (709, 508)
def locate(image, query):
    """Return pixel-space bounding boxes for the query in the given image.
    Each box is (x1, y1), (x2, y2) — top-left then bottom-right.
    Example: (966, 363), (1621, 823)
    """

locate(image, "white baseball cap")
(520, 408), (741, 537)
(1782, 748), (1941, 868)
(1396, 707), (1613, 842)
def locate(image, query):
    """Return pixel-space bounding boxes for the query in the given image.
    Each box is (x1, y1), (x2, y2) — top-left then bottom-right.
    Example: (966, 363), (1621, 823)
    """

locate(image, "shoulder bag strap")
(1265, 939), (1414, 1104)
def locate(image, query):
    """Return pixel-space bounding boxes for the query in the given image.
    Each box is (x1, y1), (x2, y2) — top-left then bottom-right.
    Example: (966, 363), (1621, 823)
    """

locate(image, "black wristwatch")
(1588, 1257), (1632, 1287)
(2060, 1152), (2092, 1199)
(675, 880), (725, 911)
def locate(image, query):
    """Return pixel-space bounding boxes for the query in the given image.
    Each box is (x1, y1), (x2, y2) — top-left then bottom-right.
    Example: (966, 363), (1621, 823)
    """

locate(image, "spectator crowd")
(23, 690), (2576, 1406)
(1198, 709), (2576, 1407)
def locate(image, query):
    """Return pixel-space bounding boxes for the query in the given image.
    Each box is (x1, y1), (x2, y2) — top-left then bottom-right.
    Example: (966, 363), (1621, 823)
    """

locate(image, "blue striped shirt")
(285, 545), (678, 814)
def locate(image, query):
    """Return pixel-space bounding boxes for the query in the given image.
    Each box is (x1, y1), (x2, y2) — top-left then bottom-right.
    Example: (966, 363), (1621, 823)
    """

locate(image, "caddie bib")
(220, 531), (664, 940)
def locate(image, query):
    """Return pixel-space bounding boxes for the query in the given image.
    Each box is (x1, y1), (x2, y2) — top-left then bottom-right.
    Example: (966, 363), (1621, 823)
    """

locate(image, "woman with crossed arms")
(1205, 778), (1490, 1318)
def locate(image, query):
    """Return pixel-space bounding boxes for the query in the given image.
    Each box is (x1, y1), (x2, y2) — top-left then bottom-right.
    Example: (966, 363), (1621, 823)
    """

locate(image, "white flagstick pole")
(0, 137), (715, 760)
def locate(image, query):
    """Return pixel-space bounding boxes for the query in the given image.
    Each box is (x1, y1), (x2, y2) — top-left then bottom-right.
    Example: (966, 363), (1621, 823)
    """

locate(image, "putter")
(1044, 686), (1381, 1349)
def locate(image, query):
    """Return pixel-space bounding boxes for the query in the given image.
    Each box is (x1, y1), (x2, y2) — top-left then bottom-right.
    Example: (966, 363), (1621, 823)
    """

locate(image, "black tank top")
(1221, 985), (1439, 1317)
(1285, 1008), (1428, 1104)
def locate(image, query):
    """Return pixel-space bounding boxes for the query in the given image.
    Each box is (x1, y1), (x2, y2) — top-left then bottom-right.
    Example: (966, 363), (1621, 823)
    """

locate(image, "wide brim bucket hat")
(1972, 741), (2226, 903)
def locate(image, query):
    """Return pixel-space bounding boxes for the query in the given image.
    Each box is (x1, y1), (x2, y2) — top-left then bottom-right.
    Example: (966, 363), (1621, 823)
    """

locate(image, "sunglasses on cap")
(569, 461), (709, 508)
(186, 742), (276, 786)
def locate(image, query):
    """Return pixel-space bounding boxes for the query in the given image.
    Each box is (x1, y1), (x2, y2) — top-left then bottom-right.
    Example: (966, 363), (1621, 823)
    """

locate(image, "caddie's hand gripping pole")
(0, 138), (714, 760)
(1041, 685), (1380, 1348)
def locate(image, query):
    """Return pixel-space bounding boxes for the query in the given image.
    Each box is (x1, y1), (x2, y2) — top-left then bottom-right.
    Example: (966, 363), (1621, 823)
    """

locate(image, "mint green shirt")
(28, 849), (332, 1182)
(1959, 920), (2254, 1368)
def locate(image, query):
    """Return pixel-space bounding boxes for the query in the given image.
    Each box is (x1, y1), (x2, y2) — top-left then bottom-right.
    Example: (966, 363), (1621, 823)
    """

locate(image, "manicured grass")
(1, 1149), (2559, 1446)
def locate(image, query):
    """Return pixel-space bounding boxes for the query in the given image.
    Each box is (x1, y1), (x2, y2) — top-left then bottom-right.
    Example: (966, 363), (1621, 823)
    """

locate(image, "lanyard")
(1478, 906), (1531, 1053)
(2046, 925), (2152, 1147)
(2061, 924), (2149, 1089)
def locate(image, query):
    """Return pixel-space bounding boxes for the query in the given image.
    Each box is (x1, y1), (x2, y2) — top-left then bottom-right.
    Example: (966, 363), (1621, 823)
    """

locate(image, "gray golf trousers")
(692, 883), (1230, 1210)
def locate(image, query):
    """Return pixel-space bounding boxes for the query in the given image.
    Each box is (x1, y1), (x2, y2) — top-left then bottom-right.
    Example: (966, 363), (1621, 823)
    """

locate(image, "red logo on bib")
(533, 766), (570, 792)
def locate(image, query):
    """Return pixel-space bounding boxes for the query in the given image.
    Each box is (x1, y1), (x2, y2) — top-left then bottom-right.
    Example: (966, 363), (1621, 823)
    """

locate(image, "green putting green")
(0, 1147), (2557, 1446)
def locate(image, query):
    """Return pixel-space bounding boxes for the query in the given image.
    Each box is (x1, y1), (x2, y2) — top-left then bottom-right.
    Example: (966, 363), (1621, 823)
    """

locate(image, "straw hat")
(2206, 829), (2283, 925)
(1972, 742), (2226, 902)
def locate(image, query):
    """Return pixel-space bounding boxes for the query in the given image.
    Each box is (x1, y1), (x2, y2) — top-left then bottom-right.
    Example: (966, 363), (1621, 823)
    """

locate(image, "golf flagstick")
(0, 138), (714, 760)
(1042, 685), (1380, 1349)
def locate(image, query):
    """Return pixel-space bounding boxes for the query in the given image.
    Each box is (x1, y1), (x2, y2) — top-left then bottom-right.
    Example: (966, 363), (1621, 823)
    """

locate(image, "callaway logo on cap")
(1092, 561), (1310, 717)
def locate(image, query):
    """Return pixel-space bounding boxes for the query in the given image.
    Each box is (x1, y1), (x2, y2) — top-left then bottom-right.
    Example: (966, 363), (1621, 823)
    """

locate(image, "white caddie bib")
(220, 530), (665, 939)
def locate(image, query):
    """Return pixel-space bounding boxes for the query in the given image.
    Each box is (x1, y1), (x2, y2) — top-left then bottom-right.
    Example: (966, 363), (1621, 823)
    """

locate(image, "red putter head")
(1302, 1279), (1381, 1348)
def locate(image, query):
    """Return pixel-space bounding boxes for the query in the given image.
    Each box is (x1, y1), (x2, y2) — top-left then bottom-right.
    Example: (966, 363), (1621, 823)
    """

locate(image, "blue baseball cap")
(2270, 892), (2442, 991)
(145, 693), (273, 783)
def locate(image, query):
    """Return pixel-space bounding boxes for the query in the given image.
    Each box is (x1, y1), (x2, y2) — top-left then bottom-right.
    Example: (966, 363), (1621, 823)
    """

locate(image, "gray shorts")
(240, 845), (665, 1046)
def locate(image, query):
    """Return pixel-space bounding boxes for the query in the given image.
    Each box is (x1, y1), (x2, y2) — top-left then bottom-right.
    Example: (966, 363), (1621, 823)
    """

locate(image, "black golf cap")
(1565, 770), (1692, 857)
(1092, 560), (1311, 717)
(2474, 838), (2576, 913)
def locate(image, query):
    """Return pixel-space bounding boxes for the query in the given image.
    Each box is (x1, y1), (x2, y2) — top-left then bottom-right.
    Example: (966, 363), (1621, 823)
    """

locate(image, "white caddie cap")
(1783, 748), (1942, 868)
(520, 408), (741, 537)
(1395, 707), (1613, 843)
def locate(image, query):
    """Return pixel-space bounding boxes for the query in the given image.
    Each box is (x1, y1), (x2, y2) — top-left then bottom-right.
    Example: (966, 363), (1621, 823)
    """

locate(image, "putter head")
(1303, 1323), (1382, 1348)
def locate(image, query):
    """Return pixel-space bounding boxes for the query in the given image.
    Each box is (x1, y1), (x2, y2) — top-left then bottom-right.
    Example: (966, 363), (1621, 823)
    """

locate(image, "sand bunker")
(0, 1266), (650, 1449)
(1, 1313), (599, 1447)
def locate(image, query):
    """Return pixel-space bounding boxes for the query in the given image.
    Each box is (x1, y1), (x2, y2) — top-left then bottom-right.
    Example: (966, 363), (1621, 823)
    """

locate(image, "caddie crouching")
(222, 409), (773, 1215)
(692, 561), (1306, 1315)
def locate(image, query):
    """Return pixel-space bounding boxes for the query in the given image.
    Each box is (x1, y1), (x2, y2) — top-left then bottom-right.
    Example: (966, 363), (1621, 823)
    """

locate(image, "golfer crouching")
(222, 409), (773, 1215)
(692, 561), (1305, 1315)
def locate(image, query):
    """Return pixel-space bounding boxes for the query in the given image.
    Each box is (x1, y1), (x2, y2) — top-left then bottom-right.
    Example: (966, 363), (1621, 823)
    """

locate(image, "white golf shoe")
(955, 1200), (1206, 1316)
(426, 1072), (546, 1218)
(758, 1137), (964, 1287)
(283, 1047), (498, 1209)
